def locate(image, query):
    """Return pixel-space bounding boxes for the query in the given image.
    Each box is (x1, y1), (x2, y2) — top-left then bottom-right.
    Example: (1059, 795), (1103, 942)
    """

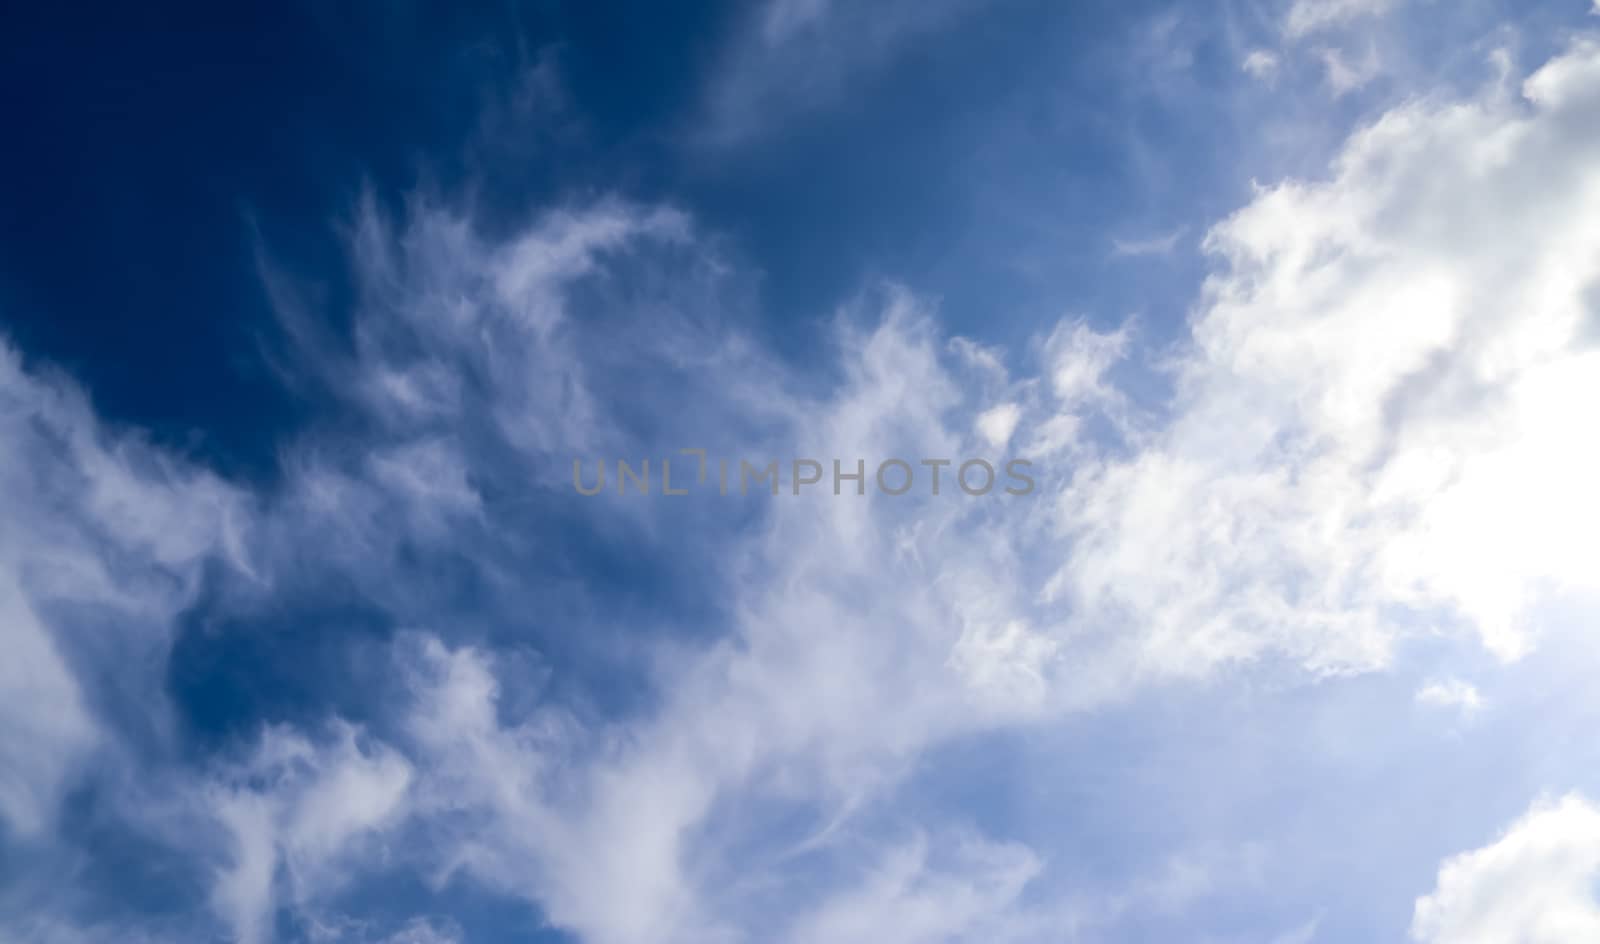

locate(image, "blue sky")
(5, 2), (1600, 942)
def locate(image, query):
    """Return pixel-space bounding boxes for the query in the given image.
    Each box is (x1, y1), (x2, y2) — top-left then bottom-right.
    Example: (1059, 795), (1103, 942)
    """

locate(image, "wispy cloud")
(1284, 0), (1398, 39)
(693, 0), (986, 147)
(1111, 227), (1188, 257)
(1415, 679), (1485, 719)
(1243, 49), (1283, 82)
(1316, 42), (1381, 95)
(0, 340), (249, 839)
(7, 27), (1600, 944)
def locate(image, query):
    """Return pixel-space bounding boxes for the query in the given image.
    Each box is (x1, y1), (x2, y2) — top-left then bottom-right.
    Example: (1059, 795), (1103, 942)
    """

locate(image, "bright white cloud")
(1040, 319), (1128, 412)
(1044, 37), (1600, 678)
(1412, 794), (1600, 943)
(1415, 679), (1485, 719)
(975, 402), (1022, 447)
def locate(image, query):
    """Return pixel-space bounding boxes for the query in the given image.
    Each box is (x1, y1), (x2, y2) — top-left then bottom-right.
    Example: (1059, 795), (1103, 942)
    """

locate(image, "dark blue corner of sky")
(1, 0), (1222, 487)
(0, 1), (728, 482)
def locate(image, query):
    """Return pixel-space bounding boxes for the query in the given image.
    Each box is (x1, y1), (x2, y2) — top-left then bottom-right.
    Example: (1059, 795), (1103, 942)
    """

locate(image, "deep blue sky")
(0, 0), (1244, 483)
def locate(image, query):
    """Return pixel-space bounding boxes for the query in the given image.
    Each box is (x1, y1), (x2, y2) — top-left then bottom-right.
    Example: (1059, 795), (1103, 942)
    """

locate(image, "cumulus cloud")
(1043, 37), (1600, 678)
(1412, 794), (1600, 943)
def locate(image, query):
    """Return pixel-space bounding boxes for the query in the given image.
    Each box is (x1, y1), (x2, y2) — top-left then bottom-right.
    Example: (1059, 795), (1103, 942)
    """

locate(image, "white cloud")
(783, 833), (1042, 944)
(206, 724), (413, 944)
(1040, 319), (1129, 411)
(1412, 794), (1600, 943)
(1415, 679), (1485, 719)
(1044, 38), (1600, 677)
(1244, 49), (1282, 81)
(0, 340), (249, 837)
(1317, 43), (1381, 95)
(975, 402), (1022, 448)
(0, 572), (97, 836)
(1284, 0), (1396, 39)
(381, 919), (463, 944)
(1112, 227), (1188, 257)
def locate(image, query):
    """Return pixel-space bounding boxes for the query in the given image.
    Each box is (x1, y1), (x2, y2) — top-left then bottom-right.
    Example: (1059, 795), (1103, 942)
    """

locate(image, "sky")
(3, 1), (1600, 942)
